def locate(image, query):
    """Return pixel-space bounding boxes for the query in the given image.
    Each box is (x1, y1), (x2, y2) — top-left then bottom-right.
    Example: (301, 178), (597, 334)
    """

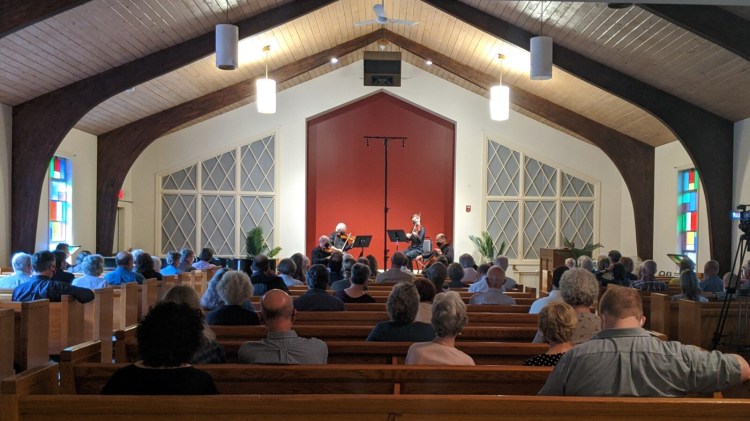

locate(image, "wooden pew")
(293, 311), (538, 327)
(139, 279), (158, 320)
(112, 283), (137, 330)
(344, 303), (532, 313)
(0, 300), (49, 372)
(83, 288), (114, 363)
(0, 362), (59, 421)
(678, 300), (742, 349)
(0, 308), (15, 379)
(0, 296), (83, 357)
(159, 275), (177, 300)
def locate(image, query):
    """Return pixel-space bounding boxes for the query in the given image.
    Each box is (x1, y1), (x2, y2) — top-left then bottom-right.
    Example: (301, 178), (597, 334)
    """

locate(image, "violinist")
(404, 213), (425, 264)
(331, 222), (354, 252)
(311, 235), (334, 266)
(434, 233), (454, 264)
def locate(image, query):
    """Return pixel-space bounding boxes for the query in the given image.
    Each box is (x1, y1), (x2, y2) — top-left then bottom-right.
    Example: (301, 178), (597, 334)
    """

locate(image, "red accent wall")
(306, 92), (455, 269)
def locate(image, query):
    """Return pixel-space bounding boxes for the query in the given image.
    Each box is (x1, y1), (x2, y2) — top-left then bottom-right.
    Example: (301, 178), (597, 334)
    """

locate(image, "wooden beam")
(95, 29), (386, 254)
(422, 0), (734, 273)
(11, 0), (337, 255)
(640, 5), (750, 62)
(383, 30), (654, 260)
(0, 0), (92, 38)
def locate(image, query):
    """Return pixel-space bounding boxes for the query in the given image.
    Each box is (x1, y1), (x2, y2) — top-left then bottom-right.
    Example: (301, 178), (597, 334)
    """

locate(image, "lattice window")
(159, 134), (276, 256)
(485, 139), (599, 261)
(49, 156), (73, 251)
(677, 168), (699, 263)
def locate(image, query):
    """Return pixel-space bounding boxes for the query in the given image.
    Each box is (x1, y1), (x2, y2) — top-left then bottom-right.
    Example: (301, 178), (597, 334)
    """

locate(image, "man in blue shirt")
(700, 260), (725, 293)
(12, 250), (94, 303)
(104, 251), (145, 285)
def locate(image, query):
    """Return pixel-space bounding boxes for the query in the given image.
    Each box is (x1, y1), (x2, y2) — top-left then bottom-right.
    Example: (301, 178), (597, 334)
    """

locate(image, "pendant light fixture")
(256, 45), (276, 114)
(490, 54), (510, 121)
(215, 0), (238, 70)
(530, 0), (552, 80)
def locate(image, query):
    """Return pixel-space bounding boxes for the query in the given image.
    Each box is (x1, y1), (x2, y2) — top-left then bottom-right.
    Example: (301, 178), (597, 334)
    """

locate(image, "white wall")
(653, 141), (710, 275)
(129, 61), (636, 268)
(0, 104), (11, 266)
(36, 129), (98, 253)
(733, 118), (750, 262)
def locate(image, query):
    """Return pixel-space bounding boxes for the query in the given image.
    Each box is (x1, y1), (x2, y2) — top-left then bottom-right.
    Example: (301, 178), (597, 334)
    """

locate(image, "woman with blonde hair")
(162, 285), (226, 364)
(523, 302), (577, 366)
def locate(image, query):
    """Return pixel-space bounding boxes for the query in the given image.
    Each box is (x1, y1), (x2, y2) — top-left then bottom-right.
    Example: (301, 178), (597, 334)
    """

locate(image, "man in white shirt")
(529, 266), (568, 314)
(0, 252), (33, 289)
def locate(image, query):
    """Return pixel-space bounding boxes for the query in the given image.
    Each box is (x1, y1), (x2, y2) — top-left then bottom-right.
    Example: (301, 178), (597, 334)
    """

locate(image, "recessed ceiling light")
(425, 59), (433, 66)
(125, 87), (135, 94)
(330, 57), (339, 64)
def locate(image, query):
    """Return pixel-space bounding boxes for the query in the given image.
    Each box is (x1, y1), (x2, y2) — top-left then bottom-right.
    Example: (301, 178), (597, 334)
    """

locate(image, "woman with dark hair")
(425, 262), (447, 292)
(193, 248), (217, 270)
(162, 285), (226, 364)
(365, 255), (379, 279)
(101, 301), (218, 394)
(51, 250), (75, 284)
(366, 282), (435, 342)
(414, 277), (436, 323)
(335, 263), (375, 303)
(608, 263), (631, 287)
(135, 252), (163, 281)
(290, 252), (308, 284)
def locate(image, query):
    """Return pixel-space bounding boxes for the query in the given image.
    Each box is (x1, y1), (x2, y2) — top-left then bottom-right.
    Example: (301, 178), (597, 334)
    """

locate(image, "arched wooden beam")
(10, 0), (337, 254)
(0, 0), (92, 38)
(95, 29), (386, 255)
(423, 0), (734, 272)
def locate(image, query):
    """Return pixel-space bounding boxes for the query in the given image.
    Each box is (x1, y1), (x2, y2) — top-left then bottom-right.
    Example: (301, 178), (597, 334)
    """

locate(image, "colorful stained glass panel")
(677, 169), (698, 260)
(48, 156), (72, 250)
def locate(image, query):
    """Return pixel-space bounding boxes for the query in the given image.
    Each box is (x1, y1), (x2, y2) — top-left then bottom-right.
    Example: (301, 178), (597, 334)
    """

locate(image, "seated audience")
(151, 255), (162, 272)
(200, 268), (229, 311)
(367, 282), (436, 342)
(632, 260), (667, 292)
(104, 251), (145, 285)
(594, 256), (612, 285)
(335, 263), (375, 303)
(539, 287), (750, 396)
(564, 257), (576, 269)
(607, 263), (632, 287)
(162, 285), (226, 364)
(493, 256), (517, 290)
(289, 252), (309, 285)
(72, 254), (108, 289)
(70, 250), (91, 273)
(406, 291), (474, 365)
(177, 247), (196, 273)
(206, 270), (260, 326)
(376, 252), (413, 284)
(0, 252), (32, 288)
(672, 269), (708, 303)
(578, 255), (595, 272)
(239, 289), (328, 364)
(424, 261), (447, 292)
(467, 263), (491, 293)
(621, 256), (639, 282)
(414, 277), (436, 323)
(700, 260), (724, 293)
(51, 250), (75, 284)
(366, 254), (379, 279)
(192, 247), (217, 270)
(458, 254), (479, 284)
(470, 266), (516, 305)
(608, 249), (622, 265)
(277, 258), (303, 287)
(293, 264), (344, 311)
(724, 272), (739, 291)
(669, 257), (695, 286)
(328, 251), (345, 285)
(529, 266), (567, 314)
(331, 256), (357, 292)
(447, 262), (469, 289)
(135, 252), (163, 281)
(12, 251), (94, 303)
(523, 302), (577, 366)
(534, 268), (600, 344)
(250, 254), (289, 296)
(101, 301), (218, 395)
(160, 251), (183, 276)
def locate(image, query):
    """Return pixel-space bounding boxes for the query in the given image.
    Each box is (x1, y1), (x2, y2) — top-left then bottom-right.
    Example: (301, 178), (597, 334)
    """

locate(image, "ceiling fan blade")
(354, 19), (379, 26)
(388, 19), (419, 26)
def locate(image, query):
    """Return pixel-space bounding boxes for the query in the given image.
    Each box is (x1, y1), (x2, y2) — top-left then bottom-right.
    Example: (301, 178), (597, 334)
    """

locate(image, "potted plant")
(563, 237), (603, 259)
(468, 231), (506, 263)
(244, 226), (281, 271)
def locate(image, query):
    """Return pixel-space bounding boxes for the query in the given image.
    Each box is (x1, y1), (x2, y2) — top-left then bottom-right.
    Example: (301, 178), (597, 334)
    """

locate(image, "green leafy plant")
(563, 237), (603, 259)
(468, 231), (506, 263)
(245, 226), (281, 259)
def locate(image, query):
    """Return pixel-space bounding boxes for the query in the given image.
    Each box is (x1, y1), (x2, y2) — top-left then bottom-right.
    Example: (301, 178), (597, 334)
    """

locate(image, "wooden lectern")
(539, 248), (575, 292)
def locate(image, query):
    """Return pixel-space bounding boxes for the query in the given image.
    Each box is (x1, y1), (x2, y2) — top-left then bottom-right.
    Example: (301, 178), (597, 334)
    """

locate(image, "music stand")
(352, 235), (372, 258)
(387, 229), (409, 252)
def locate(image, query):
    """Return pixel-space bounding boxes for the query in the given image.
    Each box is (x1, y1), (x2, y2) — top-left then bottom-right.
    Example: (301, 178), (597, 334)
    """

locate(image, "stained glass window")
(49, 156), (72, 250)
(677, 169), (699, 263)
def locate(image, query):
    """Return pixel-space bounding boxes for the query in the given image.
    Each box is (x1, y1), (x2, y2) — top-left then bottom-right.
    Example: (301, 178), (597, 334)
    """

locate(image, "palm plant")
(563, 237), (603, 259)
(245, 226), (281, 259)
(468, 231), (506, 263)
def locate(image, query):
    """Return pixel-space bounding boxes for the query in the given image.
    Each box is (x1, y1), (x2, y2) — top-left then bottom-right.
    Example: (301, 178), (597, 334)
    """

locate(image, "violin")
(337, 232), (356, 245)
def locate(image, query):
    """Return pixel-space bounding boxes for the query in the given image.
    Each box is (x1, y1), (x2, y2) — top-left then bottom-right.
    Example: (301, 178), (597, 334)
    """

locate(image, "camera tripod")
(711, 232), (750, 356)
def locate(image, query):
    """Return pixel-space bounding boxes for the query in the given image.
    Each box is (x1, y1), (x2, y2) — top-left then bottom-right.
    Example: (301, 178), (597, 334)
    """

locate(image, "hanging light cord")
(263, 45), (270, 79)
(540, 0), (545, 36)
(226, 0), (230, 23)
(499, 54), (504, 85)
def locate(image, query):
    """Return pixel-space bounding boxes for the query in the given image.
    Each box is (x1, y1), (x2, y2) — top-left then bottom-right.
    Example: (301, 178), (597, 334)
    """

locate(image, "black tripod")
(711, 231), (750, 355)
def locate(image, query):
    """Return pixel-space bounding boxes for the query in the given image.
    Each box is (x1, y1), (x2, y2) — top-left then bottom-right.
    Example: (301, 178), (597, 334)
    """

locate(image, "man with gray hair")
(0, 252), (32, 288)
(160, 251), (182, 276)
(104, 251), (145, 285)
(470, 266), (516, 305)
(632, 260), (666, 292)
(469, 255), (517, 292)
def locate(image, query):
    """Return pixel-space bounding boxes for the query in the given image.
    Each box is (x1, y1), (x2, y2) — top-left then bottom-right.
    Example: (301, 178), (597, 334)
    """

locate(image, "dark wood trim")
(422, 0), (733, 273)
(11, 0), (337, 255)
(0, 0), (92, 38)
(640, 5), (750, 62)
(95, 29), (386, 254)
(383, 31), (654, 260)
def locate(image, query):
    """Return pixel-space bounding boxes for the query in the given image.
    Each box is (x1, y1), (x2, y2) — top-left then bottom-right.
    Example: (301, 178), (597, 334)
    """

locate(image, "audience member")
(162, 285), (226, 364)
(608, 263), (632, 287)
(620, 256), (639, 282)
(70, 250), (91, 273)
(458, 254), (479, 284)
(101, 301), (218, 395)
(672, 269), (708, 303)
(367, 282), (436, 342)
(51, 250), (75, 284)
(594, 256), (612, 284)
(206, 270), (260, 325)
(700, 260), (724, 293)
(669, 258), (696, 287)
(293, 264), (344, 311)
(290, 252), (309, 285)
(469, 266), (516, 305)
(278, 258), (303, 287)
(328, 251), (345, 285)
(578, 255), (595, 272)
(539, 287), (750, 396)
(250, 254), (289, 296)
(633, 260), (666, 292)
(151, 255), (162, 271)
(375, 252), (413, 284)
(365, 254), (379, 279)
(104, 251), (145, 285)
(564, 258), (576, 269)
(335, 263), (375, 303)
(192, 248), (217, 271)
(608, 249), (622, 265)
(0, 252), (32, 288)
(493, 256), (517, 290)
(331, 256), (357, 292)
(159, 251), (184, 276)
(534, 268), (600, 344)
(406, 291), (474, 365)
(414, 277), (437, 323)
(238, 290), (328, 364)
(529, 266), (567, 314)
(12, 251), (94, 303)
(72, 254), (108, 289)
(523, 302), (577, 366)
(177, 247), (196, 273)
(200, 268), (229, 311)
(135, 252), (163, 281)
(447, 262), (469, 289)
(424, 261), (447, 292)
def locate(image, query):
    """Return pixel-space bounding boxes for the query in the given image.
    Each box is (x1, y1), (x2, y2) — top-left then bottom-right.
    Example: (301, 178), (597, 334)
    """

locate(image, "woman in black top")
(135, 252), (163, 281)
(335, 263), (375, 303)
(206, 270), (260, 325)
(51, 250), (75, 284)
(523, 302), (577, 367)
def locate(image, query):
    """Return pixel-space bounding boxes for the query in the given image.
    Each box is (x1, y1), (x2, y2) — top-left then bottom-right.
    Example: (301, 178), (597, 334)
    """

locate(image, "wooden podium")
(539, 248), (575, 292)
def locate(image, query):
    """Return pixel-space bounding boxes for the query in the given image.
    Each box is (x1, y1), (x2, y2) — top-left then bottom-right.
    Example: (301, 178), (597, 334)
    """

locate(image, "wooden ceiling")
(1, 0), (749, 147)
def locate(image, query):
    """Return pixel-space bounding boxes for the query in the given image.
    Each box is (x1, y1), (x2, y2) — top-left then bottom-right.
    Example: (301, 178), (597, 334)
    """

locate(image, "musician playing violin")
(311, 235), (334, 266)
(404, 213), (425, 264)
(330, 222), (354, 252)
(434, 233), (454, 264)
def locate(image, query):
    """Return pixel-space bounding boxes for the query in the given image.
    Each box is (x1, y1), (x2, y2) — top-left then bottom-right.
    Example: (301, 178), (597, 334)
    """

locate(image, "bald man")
(238, 289), (328, 364)
(469, 266), (516, 305)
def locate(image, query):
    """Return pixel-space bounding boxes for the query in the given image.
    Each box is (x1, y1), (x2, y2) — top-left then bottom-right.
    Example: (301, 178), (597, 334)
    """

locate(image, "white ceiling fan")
(354, 1), (419, 27)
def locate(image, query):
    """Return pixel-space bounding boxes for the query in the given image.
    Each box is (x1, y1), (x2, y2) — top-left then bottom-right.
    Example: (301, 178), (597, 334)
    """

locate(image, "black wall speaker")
(364, 51), (401, 87)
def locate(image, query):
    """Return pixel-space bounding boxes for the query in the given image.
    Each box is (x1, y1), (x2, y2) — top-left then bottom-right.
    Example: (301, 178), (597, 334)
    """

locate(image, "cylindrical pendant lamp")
(530, 35), (552, 80)
(490, 85), (510, 121)
(256, 78), (276, 114)
(216, 23), (238, 70)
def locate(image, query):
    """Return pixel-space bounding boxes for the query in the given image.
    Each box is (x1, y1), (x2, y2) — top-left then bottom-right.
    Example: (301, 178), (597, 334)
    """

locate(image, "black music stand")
(352, 235), (372, 258)
(387, 229), (409, 252)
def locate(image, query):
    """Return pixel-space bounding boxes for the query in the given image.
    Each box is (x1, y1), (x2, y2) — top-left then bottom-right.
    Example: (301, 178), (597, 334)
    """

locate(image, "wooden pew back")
(0, 308), (15, 379)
